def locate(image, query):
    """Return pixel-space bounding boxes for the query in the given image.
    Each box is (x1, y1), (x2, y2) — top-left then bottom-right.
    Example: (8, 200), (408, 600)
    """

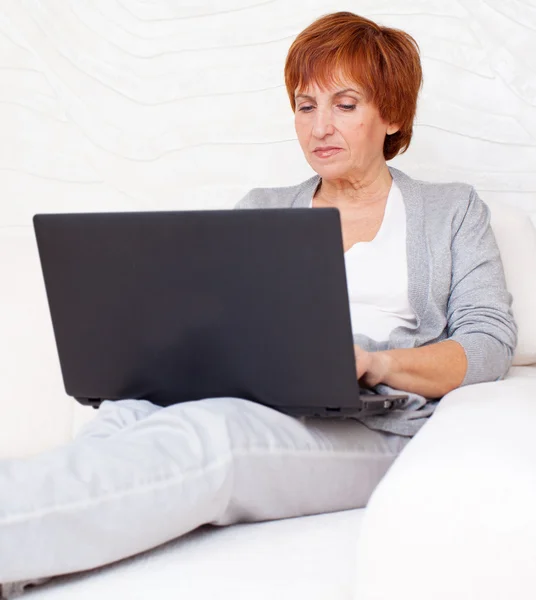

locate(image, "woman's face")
(294, 77), (399, 181)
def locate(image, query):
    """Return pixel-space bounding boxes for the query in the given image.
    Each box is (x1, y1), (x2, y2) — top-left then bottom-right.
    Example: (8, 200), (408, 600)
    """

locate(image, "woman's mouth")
(313, 147), (342, 158)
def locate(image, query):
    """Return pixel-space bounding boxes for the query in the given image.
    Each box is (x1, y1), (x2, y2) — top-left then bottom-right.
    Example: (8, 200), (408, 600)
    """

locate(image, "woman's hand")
(353, 340), (467, 397)
(353, 344), (392, 388)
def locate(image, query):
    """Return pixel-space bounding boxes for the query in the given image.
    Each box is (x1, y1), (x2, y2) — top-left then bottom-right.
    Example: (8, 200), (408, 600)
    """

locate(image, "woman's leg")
(0, 397), (409, 585)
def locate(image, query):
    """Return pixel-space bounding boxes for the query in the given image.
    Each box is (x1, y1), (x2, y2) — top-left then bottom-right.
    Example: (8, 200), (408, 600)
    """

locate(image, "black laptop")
(33, 208), (407, 417)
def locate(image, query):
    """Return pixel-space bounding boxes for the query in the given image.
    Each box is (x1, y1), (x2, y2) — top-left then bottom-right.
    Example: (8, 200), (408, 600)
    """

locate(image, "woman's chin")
(310, 161), (351, 181)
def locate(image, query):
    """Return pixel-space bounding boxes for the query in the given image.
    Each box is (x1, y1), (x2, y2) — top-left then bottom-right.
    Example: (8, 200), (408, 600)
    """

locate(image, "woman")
(0, 12), (516, 597)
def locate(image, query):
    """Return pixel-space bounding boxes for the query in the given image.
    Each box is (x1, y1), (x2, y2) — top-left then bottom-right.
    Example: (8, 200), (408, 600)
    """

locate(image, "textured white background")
(1, 0), (536, 455)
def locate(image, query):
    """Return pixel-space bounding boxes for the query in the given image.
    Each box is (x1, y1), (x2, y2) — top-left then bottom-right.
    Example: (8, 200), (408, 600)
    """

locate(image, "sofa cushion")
(354, 373), (536, 600)
(486, 199), (536, 366)
(0, 228), (75, 458)
(5, 509), (365, 600)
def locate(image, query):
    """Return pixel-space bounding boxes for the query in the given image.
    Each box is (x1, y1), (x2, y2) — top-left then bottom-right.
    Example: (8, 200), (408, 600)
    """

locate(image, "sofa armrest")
(354, 374), (536, 600)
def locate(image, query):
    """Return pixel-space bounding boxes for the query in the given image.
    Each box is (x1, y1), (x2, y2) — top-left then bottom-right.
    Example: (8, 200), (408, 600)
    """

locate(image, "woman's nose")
(312, 109), (335, 139)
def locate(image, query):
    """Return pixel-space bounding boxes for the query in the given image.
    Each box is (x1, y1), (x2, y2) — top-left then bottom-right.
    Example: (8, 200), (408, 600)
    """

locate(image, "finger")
(354, 349), (369, 379)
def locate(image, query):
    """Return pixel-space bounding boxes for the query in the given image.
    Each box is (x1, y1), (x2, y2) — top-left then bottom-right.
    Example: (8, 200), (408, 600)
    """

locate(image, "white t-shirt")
(312, 181), (417, 341)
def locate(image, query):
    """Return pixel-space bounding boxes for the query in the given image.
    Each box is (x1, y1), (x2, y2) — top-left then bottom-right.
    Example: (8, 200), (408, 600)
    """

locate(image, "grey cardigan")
(235, 167), (518, 436)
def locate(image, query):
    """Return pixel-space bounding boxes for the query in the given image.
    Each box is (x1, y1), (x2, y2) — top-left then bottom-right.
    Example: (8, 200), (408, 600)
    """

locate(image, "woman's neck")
(315, 162), (393, 208)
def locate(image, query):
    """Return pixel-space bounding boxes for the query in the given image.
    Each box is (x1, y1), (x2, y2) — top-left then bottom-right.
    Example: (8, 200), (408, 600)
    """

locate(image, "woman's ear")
(386, 123), (401, 135)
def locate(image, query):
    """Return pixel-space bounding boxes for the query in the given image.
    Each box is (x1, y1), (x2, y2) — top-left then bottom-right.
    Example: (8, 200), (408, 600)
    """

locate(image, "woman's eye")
(338, 104), (357, 111)
(298, 105), (314, 113)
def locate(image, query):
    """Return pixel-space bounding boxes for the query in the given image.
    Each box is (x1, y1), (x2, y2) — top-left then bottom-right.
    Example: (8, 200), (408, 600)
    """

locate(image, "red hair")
(284, 12), (422, 160)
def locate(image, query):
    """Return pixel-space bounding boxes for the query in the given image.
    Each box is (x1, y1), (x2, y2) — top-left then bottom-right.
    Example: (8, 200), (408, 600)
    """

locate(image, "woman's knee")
(75, 399), (161, 440)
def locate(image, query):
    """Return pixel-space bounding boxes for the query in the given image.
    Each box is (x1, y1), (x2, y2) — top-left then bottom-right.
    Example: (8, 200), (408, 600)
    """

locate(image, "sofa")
(1, 197), (536, 600)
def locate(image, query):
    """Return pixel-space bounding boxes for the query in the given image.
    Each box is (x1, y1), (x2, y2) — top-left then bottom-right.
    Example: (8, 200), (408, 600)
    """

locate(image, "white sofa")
(1, 199), (536, 600)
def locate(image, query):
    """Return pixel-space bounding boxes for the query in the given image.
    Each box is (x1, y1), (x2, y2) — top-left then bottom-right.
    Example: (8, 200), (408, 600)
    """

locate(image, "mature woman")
(0, 12), (516, 598)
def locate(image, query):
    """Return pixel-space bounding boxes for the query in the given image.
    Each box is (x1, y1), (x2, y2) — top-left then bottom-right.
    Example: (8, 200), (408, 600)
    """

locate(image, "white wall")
(1, 0), (536, 456)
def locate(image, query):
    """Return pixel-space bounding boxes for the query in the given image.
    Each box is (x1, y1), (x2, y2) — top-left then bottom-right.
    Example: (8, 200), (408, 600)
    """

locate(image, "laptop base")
(280, 394), (408, 418)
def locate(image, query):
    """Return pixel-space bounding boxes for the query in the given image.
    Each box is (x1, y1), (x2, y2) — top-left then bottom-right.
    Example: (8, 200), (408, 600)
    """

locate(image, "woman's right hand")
(353, 344), (392, 388)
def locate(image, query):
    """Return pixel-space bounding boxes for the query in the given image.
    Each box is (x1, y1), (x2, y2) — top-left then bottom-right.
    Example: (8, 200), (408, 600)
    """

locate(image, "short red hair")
(284, 12), (422, 160)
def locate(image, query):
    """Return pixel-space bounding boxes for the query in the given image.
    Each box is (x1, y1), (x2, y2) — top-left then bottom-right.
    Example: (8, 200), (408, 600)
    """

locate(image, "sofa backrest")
(486, 199), (536, 366)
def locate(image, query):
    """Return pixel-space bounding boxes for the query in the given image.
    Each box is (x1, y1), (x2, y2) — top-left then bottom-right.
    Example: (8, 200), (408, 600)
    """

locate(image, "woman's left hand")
(353, 345), (392, 387)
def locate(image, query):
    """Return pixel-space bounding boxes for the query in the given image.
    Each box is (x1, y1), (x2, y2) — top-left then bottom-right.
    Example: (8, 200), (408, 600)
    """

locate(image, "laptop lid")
(33, 208), (362, 413)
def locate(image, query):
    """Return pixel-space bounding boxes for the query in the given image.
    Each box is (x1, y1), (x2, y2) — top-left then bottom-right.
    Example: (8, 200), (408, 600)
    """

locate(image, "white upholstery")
(0, 229), (74, 458)
(354, 369), (536, 600)
(7, 510), (365, 600)
(486, 199), (536, 366)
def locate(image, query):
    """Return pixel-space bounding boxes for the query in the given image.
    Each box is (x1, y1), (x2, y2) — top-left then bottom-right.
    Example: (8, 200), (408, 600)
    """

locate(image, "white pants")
(0, 398), (409, 585)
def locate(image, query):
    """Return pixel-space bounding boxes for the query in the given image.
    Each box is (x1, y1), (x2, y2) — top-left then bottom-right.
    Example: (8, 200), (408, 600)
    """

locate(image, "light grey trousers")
(0, 397), (409, 587)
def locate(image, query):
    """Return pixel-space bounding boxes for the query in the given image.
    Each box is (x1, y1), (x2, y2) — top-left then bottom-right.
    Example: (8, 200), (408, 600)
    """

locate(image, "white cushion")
(486, 200), (536, 366)
(354, 372), (536, 600)
(10, 509), (365, 600)
(0, 228), (75, 458)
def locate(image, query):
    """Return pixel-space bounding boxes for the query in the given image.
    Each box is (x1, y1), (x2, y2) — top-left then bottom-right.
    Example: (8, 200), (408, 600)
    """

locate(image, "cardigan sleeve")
(234, 189), (259, 209)
(447, 188), (518, 385)
(233, 187), (288, 210)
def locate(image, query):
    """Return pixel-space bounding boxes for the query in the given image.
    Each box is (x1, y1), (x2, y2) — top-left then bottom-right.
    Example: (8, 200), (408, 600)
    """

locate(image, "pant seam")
(0, 446), (399, 525)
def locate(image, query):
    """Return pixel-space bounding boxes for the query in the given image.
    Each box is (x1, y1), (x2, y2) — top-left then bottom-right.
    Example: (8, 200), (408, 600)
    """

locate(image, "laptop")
(33, 208), (407, 418)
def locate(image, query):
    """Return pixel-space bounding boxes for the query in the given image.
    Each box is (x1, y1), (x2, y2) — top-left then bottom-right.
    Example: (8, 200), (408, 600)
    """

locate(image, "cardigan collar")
(292, 167), (430, 342)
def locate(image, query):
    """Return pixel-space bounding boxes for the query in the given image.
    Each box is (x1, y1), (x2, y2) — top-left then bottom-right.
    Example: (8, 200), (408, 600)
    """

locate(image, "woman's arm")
(356, 187), (517, 399)
(354, 340), (467, 399)
(443, 188), (517, 386)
